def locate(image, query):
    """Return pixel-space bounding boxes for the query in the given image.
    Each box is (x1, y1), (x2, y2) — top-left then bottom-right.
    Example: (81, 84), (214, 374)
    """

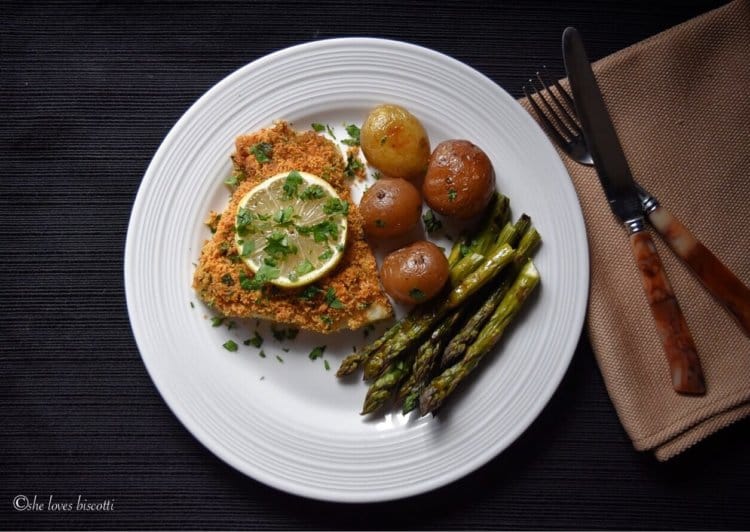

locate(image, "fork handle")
(647, 205), (750, 337)
(629, 229), (706, 395)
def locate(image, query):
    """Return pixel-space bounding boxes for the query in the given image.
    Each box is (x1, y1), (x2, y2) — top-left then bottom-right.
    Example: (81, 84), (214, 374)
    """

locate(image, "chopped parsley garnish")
(325, 124), (336, 139)
(282, 170), (303, 198)
(324, 360), (331, 371)
(249, 142), (273, 163)
(422, 209), (443, 233)
(341, 124), (361, 146)
(235, 207), (254, 236)
(239, 271), (255, 290)
(300, 184), (325, 200)
(325, 287), (344, 309)
(190, 301), (195, 309)
(222, 340), (238, 352)
(311, 123), (326, 133)
(318, 248), (333, 261)
(344, 153), (364, 178)
(295, 259), (314, 276)
(372, 170), (382, 180)
(297, 219), (339, 242)
(309, 345), (326, 360)
(224, 173), (244, 187)
(265, 230), (298, 258)
(255, 263), (280, 282)
(321, 314), (333, 326)
(299, 284), (323, 300)
(240, 240), (255, 257)
(409, 288), (426, 301)
(448, 188), (458, 202)
(323, 197), (349, 216)
(243, 331), (264, 348)
(205, 213), (221, 234)
(220, 273), (234, 286)
(273, 205), (294, 225)
(271, 325), (285, 341)
(271, 325), (299, 341)
(258, 349), (267, 358)
(211, 316), (225, 327)
(239, 265), (279, 291)
(276, 354), (284, 363)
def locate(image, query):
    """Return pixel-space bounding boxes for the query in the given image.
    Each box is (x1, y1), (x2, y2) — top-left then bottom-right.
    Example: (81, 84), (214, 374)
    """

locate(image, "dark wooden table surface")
(2, 1), (749, 529)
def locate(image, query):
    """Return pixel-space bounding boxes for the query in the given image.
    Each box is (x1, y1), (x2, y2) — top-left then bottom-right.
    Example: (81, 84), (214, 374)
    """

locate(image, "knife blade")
(562, 26), (706, 395)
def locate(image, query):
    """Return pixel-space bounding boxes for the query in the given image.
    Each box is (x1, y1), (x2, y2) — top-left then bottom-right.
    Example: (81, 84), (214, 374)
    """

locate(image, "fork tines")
(523, 68), (583, 145)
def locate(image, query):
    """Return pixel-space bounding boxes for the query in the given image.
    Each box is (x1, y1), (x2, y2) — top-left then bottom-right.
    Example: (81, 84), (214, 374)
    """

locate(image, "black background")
(2, 1), (749, 529)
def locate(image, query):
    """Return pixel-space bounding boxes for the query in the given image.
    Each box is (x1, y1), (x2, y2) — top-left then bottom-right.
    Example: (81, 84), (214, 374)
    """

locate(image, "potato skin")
(361, 104), (430, 181)
(359, 178), (422, 239)
(380, 241), (449, 304)
(422, 139), (495, 219)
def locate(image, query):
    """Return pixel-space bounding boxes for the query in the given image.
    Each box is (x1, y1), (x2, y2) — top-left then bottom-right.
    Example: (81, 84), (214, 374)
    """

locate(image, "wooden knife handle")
(648, 205), (750, 337)
(630, 230), (706, 395)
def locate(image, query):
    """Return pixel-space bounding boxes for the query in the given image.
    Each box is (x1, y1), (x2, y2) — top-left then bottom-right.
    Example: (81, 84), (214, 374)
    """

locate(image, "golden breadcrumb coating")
(193, 121), (393, 333)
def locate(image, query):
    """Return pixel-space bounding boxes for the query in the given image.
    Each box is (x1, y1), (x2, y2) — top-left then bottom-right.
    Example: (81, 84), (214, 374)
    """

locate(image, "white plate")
(125, 38), (588, 502)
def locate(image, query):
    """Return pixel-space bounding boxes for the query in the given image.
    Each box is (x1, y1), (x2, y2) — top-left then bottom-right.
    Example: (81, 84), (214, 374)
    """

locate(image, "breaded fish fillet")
(193, 122), (393, 333)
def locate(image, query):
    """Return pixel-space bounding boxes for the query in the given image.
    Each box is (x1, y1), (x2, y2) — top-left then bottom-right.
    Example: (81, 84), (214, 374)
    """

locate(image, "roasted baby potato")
(359, 178), (422, 239)
(360, 104), (430, 181)
(380, 240), (449, 304)
(422, 139), (495, 219)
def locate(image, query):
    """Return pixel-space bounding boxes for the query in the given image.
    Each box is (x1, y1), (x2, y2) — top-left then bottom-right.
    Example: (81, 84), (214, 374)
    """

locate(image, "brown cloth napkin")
(521, 0), (750, 460)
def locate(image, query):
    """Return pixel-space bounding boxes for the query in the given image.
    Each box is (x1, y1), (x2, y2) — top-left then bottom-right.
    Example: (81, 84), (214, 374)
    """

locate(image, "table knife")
(563, 26), (706, 395)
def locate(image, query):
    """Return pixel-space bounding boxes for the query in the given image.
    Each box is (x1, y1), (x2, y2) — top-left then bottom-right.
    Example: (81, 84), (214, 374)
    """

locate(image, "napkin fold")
(521, 0), (750, 460)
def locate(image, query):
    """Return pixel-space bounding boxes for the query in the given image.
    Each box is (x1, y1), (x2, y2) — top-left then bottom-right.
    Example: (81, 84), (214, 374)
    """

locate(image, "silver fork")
(524, 68), (750, 336)
(523, 69), (593, 167)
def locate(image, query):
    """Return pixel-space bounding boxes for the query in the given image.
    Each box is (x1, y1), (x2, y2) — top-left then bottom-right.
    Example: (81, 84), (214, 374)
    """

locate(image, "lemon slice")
(234, 170), (348, 288)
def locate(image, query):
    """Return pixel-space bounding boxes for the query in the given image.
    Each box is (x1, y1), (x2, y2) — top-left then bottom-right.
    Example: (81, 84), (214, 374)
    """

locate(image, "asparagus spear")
(336, 321), (401, 377)
(446, 212), (532, 308)
(363, 306), (439, 380)
(449, 216), (527, 286)
(448, 251), (485, 287)
(440, 282), (507, 369)
(361, 357), (412, 415)
(397, 308), (465, 413)
(412, 310), (464, 385)
(394, 309), (451, 404)
(419, 259), (541, 415)
(448, 195), (509, 281)
(441, 224), (541, 369)
(446, 243), (514, 308)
